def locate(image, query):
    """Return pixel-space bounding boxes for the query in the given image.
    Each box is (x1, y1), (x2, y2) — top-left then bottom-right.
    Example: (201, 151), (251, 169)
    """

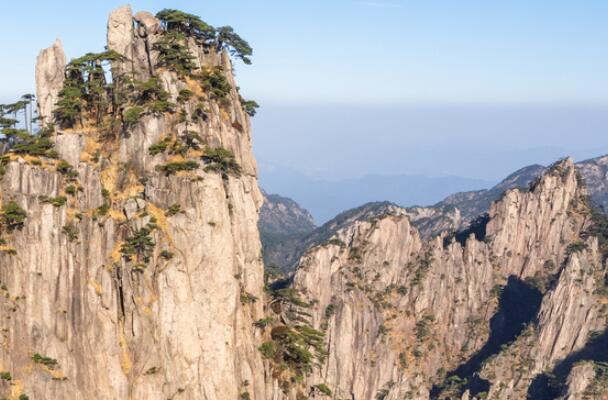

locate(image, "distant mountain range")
(260, 154), (608, 272)
(258, 166), (494, 223)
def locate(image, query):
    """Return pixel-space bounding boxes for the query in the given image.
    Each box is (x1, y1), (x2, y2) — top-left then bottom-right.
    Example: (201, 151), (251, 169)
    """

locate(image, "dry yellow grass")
(100, 164), (118, 193)
(80, 136), (102, 163)
(147, 203), (168, 232)
(66, 207), (77, 222)
(88, 280), (103, 296)
(118, 323), (132, 374)
(23, 155), (41, 165)
(43, 364), (67, 380)
(111, 241), (123, 264)
(147, 203), (174, 247)
(101, 164), (144, 203)
(134, 296), (153, 316)
(110, 209), (127, 223)
(185, 76), (205, 97)
(166, 154), (186, 163)
(9, 378), (25, 400)
(189, 149), (204, 158)
(60, 126), (98, 134)
(220, 109), (230, 121)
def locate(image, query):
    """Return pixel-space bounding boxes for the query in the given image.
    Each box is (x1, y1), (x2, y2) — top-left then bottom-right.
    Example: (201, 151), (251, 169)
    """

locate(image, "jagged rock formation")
(260, 158), (608, 273)
(406, 157), (608, 239)
(404, 164), (547, 238)
(260, 200), (403, 272)
(4, 6), (608, 400)
(35, 39), (66, 126)
(278, 158), (608, 399)
(1, 7), (266, 400)
(259, 165), (555, 272)
(578, 154), (608, 212)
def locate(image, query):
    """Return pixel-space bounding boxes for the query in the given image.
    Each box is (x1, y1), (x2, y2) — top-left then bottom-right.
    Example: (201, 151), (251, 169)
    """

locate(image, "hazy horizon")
(1, 1), (606, 185)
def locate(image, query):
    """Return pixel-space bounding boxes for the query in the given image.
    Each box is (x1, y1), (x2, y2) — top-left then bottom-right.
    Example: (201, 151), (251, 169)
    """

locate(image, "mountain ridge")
(1, 6), (607, 400)
(287, 157), (608, 398)
(260, 155), (608, 272)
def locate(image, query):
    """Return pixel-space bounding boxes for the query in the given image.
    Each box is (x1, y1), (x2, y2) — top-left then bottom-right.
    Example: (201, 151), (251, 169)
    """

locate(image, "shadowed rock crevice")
(454, 213), (489, 246)
(527, 329), (608, 399)
(431, 276), (543, 398)
(443, 213), (490, 248)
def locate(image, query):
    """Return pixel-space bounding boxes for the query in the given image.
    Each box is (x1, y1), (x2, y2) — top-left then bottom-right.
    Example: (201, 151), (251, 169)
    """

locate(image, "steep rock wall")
(287, 159), (606, 399)
(0, 7), (265, 400)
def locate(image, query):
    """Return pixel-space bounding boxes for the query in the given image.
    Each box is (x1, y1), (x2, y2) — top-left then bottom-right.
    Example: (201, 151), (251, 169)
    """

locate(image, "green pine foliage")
(3, 128), (54, 157)
(55, 50), (125, 128)
(42, 196), (68, 208)
(156, 9), (216, 41)
(121, 226), (156, 264)
(123, 106), (145, 126)
(32, 353), (59, 369)
(154, 31), (197, 75)
(134, 78), (175, 115)
(257, 286), (328, 388)
(216, 26), (253, 65)
(156, 9), (253, 65)
(1, 201), (27, 230)
(202, 146), (241, 177)
(62, 223), (79, 242)
(166, 204), (182, 216)
(148, 139), (170, 156)
(199, 67), (232, 102)
(0, 99), (57, 158)
(156, 160), (199, 175)
(314, 384), (332, 397)
(241, 99), (259, 117)
(177, 89), (194, 103)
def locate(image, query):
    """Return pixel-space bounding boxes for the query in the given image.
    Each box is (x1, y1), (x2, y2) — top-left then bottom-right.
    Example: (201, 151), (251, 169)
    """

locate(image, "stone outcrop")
(578, 154), (608, 211)
(35, 39), (66, 126)
(283, 158), (608, 399)
(2, 7), (265, 400)
(401, 157), (608, 240)
(6, 6), (608, 400)
(563, 362), (597, 400)
(260, 156), (608, 273)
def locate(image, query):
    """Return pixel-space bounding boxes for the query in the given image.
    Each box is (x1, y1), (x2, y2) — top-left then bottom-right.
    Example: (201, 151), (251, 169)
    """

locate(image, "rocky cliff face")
(259, 192), (316, 271)
(405, 158), (608, 240)
(0, 6), (266, 400)
(578, 154), (608, 212)
(404, 164), (546, 238)
(35, 39), (66, 126)
(281, 158), (608, 399)
(3, 6), (608, 400)
(260, 157), (608, 273)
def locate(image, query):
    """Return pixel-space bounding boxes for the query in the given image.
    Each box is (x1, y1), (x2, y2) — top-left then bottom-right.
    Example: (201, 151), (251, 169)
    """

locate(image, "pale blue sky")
(1, 1), (607, 184)
(2, 1), (608, 104)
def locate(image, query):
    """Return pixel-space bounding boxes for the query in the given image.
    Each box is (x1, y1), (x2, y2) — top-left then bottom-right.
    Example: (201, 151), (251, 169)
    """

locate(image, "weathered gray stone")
(564, 362), (597, 400)
(35, 39), (66, 126)
(107, 5), (134, 74)
(289, 158), (605, 399)
(54, 132), (83, 166)
(1, 6), (266, 400)
(134, 11), (160, 36)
